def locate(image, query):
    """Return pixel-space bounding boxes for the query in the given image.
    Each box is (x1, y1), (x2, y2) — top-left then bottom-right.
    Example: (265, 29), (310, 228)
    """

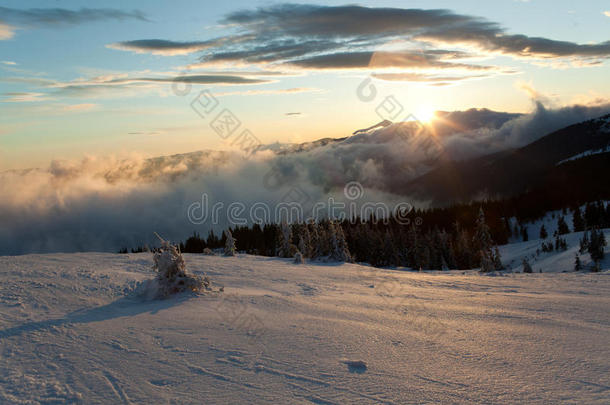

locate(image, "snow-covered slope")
(0, 253), (608, 404)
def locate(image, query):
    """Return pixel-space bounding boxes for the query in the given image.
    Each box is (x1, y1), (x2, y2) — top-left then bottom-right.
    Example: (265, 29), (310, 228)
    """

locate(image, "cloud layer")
(107, 4), (609, 85)
(1, 102), (608, 255)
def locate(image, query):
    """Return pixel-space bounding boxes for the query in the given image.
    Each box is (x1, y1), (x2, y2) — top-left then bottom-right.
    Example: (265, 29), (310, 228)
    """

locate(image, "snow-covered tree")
(296, 224), (311, 258)
(276, 221), (296, 258)
(329, 221), (352, 262)
(308, 221), (323, 259)
(493, 246), (503, 271)
(224, 229), (236, 256)
(473, 208), (499, 272)
(151, 235), (212, 298)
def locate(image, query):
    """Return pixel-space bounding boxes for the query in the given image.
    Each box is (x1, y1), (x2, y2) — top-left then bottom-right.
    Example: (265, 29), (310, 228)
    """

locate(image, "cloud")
(107, 39), (217, 56)
(127, 131), (160, 136)
(1, 91), (50, 102)
(217, 4), (610, 60)
(48, 73), (272, 97)
(604, 11), (610, 17)
(214, 87), (319, 96)
(102, 4), (596, 85)
(371, 72), (490, 84)
(1, 60), (16, 65)
(0, 6), (147, 27)
(285, 50), (494, 71)
(61, 103), (97, 112)
(0, 23), (16, 40)
(2, 101), (608, 255)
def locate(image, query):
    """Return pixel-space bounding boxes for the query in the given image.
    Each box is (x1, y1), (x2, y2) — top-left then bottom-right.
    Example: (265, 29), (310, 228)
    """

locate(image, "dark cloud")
(53, 74), (271, 96)
(223, 4), (469, 38)
(195, 3), (610, 74)
(0, 6), (147, 26)
(221, 4), (610, 58)
(288, 50), (494, 70)
(107, 39), (217, 55)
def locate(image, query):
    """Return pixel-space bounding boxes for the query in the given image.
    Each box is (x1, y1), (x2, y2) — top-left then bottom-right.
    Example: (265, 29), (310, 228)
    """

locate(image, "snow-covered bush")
(203, 247), (214, 255)
(147, 236), (214, 298)
(294, 251), (304, 264)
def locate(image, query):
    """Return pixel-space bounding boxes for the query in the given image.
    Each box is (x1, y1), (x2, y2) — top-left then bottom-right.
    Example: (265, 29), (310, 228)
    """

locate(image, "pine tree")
(493, 246), (503, 270)
(574, 253), (582, 271)
(329, 221), (352, 262)
(579, 230), (590, 254)
(473, 208), (496, 272)
(588, 228), (606, 265)
(224, 229), (236, 256)
(522, 258), (533, 273)
(294, 223), (311, 258)
(521, 226), (529, 242)
(557, 216), (570, 235)
(572, 207), (585, 232)
(308, 221), (322, 259)
(276, 222), (295, 258)
(539, 224), (548, 239)
(381, 230), (399, 266)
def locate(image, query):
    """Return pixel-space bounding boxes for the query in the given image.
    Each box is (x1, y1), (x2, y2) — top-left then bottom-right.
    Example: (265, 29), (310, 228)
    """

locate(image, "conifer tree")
(493, 246), (503, 270)
(381, 230), (399, 266)
(572, 207), (585, 232)
(522, 258), (533, 273)
(574, 253), (582, 271)
(473, 208), (496, 272)
(557, 216), (570, 235)
(329, 221), (352, 262)
(521, 226), (529, 242)
(308, 221), (322, 259)
(276, 222), (295, 258)
(539, 224), (548, 239)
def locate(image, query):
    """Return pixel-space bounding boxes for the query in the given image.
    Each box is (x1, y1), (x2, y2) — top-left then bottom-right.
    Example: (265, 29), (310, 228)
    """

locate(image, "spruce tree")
(522, 258), (533, 273)
(276, 222), (295, 258)
(557, 216), (570, 235)
(521, 226), (529, 242)
(572, 207), (585, 232)
(539, 225), (548, 239)
(473, 208), (497, 272)
(574, 253), (582, 271)
(329, 221), (352, 262)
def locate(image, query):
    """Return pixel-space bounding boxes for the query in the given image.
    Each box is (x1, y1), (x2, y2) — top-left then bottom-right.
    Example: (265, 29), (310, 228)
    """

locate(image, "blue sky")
(1, 0), (609, 170)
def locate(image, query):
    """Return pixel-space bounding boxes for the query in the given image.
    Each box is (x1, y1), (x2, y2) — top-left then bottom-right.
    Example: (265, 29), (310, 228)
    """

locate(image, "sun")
(415, 105), (436, 123)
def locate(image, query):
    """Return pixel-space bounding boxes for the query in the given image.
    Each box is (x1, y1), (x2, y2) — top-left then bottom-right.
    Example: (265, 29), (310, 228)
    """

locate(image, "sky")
(1, 0), (609, 170)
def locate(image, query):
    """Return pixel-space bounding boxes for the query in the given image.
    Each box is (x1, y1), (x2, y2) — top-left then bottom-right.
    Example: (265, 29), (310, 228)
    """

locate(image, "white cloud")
(604, 11), (610, 17)
(1, 92), (50, 102)
(0, 23), (16, 40)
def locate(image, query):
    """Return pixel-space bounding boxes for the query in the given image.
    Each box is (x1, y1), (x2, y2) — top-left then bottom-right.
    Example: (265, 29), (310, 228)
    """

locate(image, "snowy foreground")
(0, 251), (609, 404)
